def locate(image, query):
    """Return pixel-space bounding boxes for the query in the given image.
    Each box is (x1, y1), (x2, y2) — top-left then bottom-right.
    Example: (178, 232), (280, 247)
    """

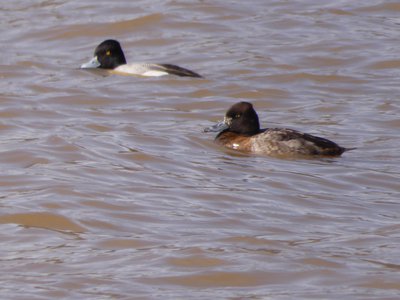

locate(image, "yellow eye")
(235, 114), (241, 118)
(106, 50), (111, 56)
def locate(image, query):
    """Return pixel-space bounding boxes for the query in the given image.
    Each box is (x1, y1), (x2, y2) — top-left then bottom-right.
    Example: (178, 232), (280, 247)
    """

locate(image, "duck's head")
(81, 39), (127, 69)
(204, 102), (260, 135)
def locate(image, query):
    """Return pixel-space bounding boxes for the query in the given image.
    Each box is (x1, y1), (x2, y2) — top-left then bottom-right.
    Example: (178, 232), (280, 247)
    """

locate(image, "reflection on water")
(1, 0), (400, 299)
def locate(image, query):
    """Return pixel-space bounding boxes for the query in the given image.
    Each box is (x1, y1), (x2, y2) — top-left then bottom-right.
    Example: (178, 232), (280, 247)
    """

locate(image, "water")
(1, 1), (400, 299)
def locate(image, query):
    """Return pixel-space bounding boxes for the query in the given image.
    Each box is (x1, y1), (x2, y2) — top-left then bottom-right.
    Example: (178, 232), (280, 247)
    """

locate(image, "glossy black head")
(94, 39), (127, 69)
(224, 102), (260, 135)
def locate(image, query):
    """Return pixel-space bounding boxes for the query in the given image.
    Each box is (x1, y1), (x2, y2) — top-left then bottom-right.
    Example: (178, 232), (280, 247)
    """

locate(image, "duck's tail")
(344, 147), (357, 152)
(159, 64), (202, 78)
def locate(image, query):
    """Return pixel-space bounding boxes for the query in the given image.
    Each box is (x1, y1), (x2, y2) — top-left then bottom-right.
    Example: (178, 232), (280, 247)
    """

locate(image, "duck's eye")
(106, 50), (111, 56)
(235, 114), (241, 118)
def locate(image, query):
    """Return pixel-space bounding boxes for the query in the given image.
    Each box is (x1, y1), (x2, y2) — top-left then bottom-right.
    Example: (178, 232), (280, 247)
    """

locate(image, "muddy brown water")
(1, 1), (400, 299)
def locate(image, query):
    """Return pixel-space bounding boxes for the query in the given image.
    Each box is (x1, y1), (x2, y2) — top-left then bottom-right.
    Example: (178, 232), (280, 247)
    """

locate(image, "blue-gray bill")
(80, 56), (100, 69)
(203, 121), (229, 133)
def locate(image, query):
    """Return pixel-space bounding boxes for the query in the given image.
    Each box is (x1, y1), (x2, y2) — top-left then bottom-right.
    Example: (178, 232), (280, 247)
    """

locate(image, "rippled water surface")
(1, 1), (400, 299)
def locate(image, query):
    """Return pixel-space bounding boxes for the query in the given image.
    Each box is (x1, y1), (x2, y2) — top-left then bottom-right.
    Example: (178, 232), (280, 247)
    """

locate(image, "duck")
(80, 39), (202, 78)
(204, 101), (353, 158)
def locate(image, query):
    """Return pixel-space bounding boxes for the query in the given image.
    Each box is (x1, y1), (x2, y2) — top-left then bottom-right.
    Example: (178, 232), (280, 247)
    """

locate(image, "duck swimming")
(80, 39), (202, 78)
(204, 102), (353, 158)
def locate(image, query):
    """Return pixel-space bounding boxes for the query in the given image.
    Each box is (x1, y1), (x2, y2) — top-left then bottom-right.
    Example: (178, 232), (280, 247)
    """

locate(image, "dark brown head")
(204, 102), (260, 135)
(224, 102), (260, 134)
